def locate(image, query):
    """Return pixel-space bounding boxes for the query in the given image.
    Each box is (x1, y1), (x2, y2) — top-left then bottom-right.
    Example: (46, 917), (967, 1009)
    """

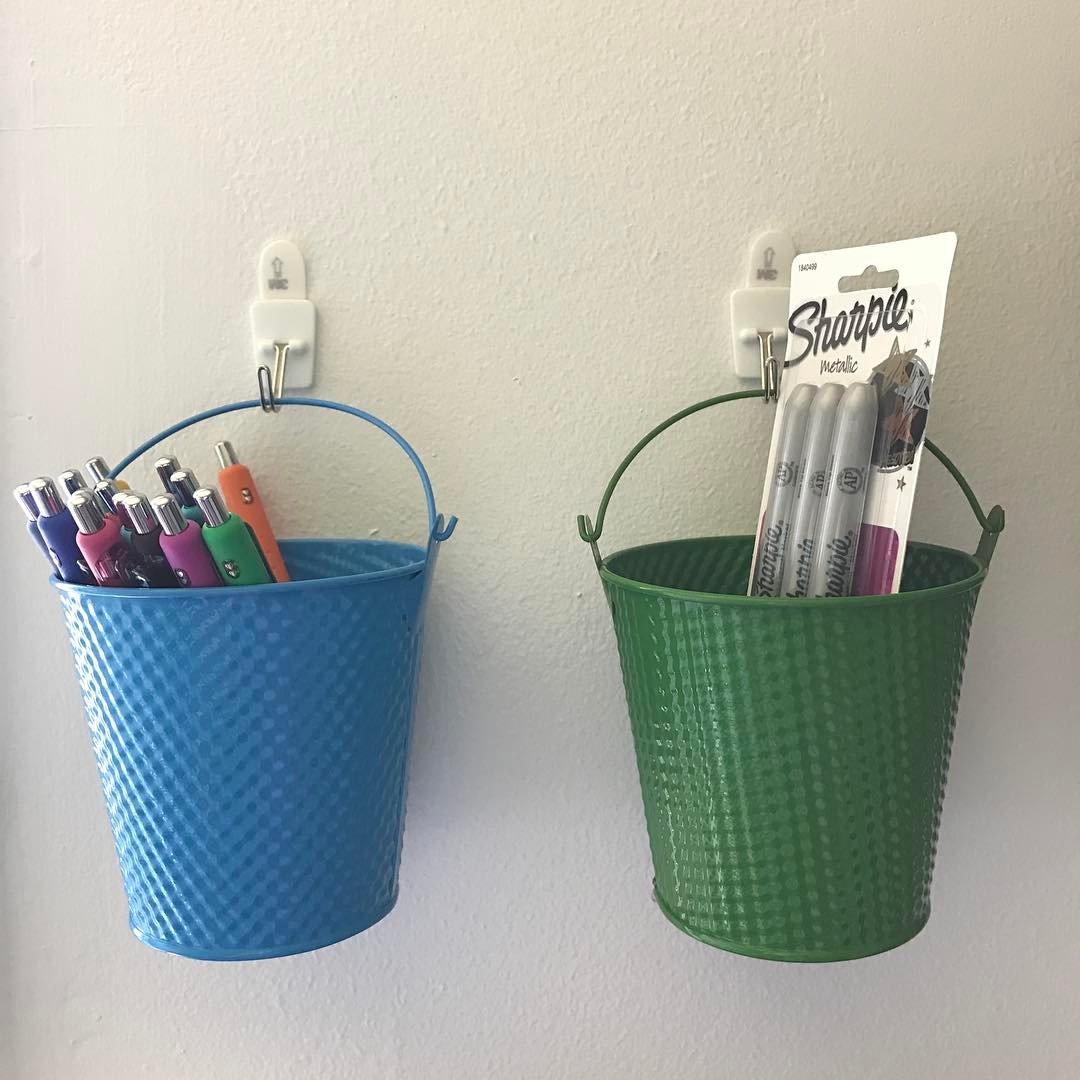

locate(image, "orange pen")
(213, 440), (290, 582)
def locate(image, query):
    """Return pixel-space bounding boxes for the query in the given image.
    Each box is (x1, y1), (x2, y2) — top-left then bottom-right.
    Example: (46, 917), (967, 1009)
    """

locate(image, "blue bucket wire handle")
(111, 396), (458, 546)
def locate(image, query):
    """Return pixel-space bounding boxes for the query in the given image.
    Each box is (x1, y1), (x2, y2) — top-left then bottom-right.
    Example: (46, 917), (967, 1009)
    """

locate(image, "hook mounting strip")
(730, 230), (795, 397)
(251, 240), (316, 410)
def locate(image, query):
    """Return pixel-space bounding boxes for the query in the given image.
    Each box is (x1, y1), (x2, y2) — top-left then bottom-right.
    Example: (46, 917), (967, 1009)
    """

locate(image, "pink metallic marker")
(150, 494), (221, 587)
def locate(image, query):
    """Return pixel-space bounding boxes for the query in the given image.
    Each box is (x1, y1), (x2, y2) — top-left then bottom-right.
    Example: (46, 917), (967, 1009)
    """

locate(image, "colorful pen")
(86, 456), (130, 491)
(194, 486), (273, 586)
(118, 492), (179, 587)
(215, 440), (288, 582)
(154, 456), (181, 496)
(69, 489), (133, 587)
(168, 469), (206, 524)
(13, 483), (54, 566)
(151, 494), (221, 587)
(109, 485), (136, 546)
(58, 469), (89, 499)
(93, 478), (123, 516)
(28, 477), (94, 584)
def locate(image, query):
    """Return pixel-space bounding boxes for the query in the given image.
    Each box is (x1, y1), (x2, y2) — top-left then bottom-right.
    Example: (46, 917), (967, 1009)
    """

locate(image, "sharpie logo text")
(788, 285), (911, 366)
(754, 522), (784, 595)
(822, 531), (857, 597)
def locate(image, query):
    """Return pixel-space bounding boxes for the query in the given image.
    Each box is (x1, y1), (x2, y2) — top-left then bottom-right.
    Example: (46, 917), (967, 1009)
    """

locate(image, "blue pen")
(29, 477), (93, 584)
(13, 483), (54, 567)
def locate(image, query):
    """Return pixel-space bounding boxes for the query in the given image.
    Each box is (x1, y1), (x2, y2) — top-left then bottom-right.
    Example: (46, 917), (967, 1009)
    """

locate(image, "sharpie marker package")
(749, 232), (957, 596)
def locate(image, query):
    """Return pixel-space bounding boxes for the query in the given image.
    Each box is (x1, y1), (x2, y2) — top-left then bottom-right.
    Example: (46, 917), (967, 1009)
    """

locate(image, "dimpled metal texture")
(55, 538), (432, 960)
(603, 536), (983, 963)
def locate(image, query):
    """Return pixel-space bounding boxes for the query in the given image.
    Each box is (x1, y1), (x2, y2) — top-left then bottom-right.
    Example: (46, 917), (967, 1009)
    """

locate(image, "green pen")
(193, 486), (273, 586)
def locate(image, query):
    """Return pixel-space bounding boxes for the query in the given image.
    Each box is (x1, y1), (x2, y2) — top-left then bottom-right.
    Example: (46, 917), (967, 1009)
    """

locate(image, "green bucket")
(578, 390), (1004, 963)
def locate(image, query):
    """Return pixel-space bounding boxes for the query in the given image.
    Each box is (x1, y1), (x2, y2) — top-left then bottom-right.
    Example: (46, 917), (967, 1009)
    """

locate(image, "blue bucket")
(52, 397), (456, 960)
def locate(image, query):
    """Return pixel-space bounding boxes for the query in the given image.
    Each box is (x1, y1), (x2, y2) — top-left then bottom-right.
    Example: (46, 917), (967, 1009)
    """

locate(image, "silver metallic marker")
(780, 383), (845, 597)
(751, 383), (817, 596)
(807, 382), (879, 598)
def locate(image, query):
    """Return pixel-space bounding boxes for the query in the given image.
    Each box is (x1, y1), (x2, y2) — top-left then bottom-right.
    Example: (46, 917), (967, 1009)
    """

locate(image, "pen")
(751, 383), (817, 597)
(117, 492), (179, 587)
(85, 456), (130, 491)
(13, 483), (54, 567)
(103, 482), (137, 546)
(807, 382), (879, 598)
(58, 469), (89, 499)
(151, 494), (221, 587)
(28, 477), (94, 584)
(194, 486), (273, 586)
(154, 456), (181, 497)
(215, 440), (289, 582)
(69, 489), (133, 587)
(168, 469), (206, 524)
(93, 478), (123, 516)
(780, 383), (845, 597)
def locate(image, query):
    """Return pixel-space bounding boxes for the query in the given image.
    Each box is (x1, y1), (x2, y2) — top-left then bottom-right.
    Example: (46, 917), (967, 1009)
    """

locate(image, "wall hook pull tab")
(250, 240), (316, 408)
(730, 229), (795, 397)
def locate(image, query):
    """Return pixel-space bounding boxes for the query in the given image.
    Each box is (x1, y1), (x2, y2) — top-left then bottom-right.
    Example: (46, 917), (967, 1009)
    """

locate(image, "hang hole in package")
(578, 229), (1005, 961)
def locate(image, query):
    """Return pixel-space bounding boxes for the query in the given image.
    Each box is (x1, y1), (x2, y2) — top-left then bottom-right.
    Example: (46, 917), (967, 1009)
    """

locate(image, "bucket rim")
(51, 536), (427, 600)
(599, 534), (986, 608)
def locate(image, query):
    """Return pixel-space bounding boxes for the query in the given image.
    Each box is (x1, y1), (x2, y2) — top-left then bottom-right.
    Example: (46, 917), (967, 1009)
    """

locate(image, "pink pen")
(150, 494), (221, 587)
(68, 489), (131, 587)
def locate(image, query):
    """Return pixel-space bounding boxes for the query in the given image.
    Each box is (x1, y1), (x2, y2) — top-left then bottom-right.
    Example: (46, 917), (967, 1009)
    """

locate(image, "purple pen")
(29, 477), (94, 584)
(151, 494), (221, 587)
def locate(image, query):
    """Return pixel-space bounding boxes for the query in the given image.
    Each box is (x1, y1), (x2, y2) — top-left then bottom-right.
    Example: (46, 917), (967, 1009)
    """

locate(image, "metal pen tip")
(13, 483), (38, 520)
(121, 492), (157, 535)
(29, 477), (64, 517)
(58, 469), (88, 498)
(193, 486), (230, 527)
(214, 441), (239, 469)
(150, 493), (187, 536)
(85, 456), (113, 483)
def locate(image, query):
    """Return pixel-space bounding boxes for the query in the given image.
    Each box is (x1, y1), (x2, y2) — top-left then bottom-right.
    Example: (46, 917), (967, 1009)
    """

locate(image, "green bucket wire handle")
(577, 387), (1005, 576)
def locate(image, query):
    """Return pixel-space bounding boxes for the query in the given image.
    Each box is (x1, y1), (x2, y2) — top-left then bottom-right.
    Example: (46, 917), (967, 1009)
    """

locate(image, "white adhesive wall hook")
(251, 240), (316, 410)
(730, 230), (796, 401)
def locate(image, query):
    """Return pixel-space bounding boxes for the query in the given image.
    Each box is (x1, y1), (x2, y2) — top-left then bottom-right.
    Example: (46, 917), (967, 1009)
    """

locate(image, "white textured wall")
(3, 2), (1078, 1077)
